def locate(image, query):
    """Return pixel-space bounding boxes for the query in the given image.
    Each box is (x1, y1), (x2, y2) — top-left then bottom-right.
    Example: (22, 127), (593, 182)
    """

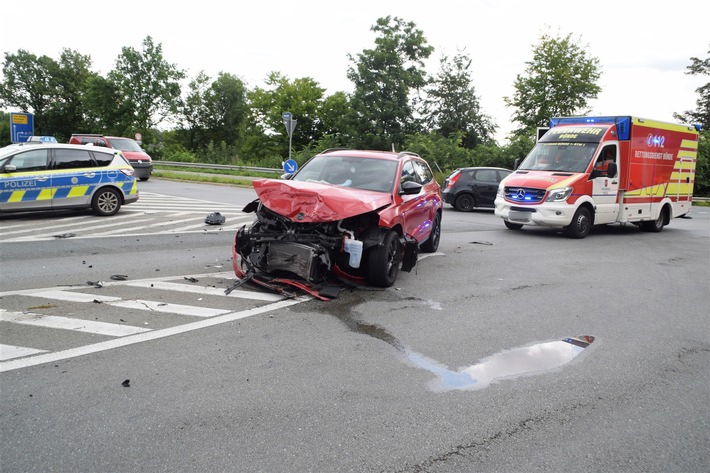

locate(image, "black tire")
(420, 212), (441, 253)
(565, 206), (591, 239)
(139, 177), (150, 181)
(504, 220), (524, 230)
(92, 188), (121, 216)
(641, 207), (666, 232)
(366, 231), (401, 287)
(454, 194), (475, 212)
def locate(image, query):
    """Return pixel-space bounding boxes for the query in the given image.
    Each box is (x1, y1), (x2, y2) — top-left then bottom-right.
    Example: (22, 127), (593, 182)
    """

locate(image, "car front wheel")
(92, 188), (121, 216)
(504, 221), (524, 230)
(366, 230), (401, 287)
(565, 206), (591, 239)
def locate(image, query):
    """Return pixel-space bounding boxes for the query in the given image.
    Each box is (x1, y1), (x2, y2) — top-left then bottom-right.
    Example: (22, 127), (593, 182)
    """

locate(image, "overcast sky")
(2, 0), (708, 142)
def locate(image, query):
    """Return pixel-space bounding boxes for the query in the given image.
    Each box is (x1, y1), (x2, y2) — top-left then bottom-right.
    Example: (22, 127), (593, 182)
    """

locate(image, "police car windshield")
(517, 142), (597, 173)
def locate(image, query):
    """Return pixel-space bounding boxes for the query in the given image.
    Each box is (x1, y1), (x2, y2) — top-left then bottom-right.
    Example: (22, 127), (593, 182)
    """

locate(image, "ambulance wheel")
(92, 188), (121, 216)
(455, 194), (475, 212)
(565, 207), (591, 239)
(366, 230), (401, 287)
(641, 207), (666, 232)
(504, 221), (524, 230)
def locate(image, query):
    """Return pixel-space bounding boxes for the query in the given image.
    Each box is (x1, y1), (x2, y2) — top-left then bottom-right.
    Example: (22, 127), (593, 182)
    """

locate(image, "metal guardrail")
(695, 197), (710, 203)
(153, 160), (282, 174)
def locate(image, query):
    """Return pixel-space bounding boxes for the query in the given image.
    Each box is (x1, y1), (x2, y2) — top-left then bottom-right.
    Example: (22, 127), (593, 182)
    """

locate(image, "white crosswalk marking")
(0, 271), (310, 369)
(0, 309), (152, 336)
(123, 280), (283, 301)
(0, 344), (49, 361)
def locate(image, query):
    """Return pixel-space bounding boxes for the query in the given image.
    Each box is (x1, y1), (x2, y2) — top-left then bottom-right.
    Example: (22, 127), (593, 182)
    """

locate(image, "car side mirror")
(590, 169), (601, 179)
(3, 164), (17, 173)
(400, 180), (422, 195)
(607, 162), (617, 178)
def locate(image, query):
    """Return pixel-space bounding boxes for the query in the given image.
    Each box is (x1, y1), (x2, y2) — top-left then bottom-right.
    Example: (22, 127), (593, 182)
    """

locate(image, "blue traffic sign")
(283, 159), (298, 174)
(10, 112), (34, 143)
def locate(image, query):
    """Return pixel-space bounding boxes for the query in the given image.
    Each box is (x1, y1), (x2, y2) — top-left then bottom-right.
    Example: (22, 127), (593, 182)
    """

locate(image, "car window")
(475, 169), (498, 183)
(498, 170), (512, 180)
(5, 149), (49, 172)
(92, 151), (114, 167)
(400, 161), (418, 185)
(108, 138), (142, 152)
(412, 159), (434, 184)
(53, 149), (96, 170)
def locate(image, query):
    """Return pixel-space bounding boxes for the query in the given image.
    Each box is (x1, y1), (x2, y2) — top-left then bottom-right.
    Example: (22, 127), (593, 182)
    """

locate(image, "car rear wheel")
(640, 207), (666, 232)
(366, 230), (401, 287)
(420, 212), (441, 253)
(454, 194), (475, 212)
(92, 188), (121, 216)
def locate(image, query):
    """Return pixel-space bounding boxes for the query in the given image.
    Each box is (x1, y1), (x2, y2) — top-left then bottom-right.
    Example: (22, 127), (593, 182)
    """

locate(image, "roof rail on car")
(396, 151), (420, 159)
(320, 148), (349, 154)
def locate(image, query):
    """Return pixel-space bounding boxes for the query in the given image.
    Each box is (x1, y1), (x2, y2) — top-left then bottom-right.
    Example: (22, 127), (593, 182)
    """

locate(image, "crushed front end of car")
(230, 179), (419, 299)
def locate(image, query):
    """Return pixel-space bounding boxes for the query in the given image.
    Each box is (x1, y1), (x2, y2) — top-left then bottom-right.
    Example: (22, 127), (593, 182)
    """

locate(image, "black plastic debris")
(87, 281), (104, 288)
(121, 379), (130, 387)
(53, 233), (76, 239)
(110, 274), (128, 281)
(205, 212), (226, 225)
(184, 277), (199, 283)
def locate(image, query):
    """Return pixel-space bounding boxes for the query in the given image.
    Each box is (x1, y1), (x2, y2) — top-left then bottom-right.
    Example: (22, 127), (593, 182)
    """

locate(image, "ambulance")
(494, 116), (700, 238)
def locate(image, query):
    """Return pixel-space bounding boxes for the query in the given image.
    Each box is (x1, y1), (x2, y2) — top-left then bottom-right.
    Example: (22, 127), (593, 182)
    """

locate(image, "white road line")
(123, 280), (284, 301)
(0, 297), (309, 372)
(106, 300), (230, 317)
(0, 344), (49, 361)
(0, 309), (151, 337)
(30, 290), (121, 303)
(28, 291), (228, 317)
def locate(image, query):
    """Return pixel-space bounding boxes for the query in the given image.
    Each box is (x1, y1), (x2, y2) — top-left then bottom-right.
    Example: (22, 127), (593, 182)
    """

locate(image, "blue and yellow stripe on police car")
(2, 188), (55, 203)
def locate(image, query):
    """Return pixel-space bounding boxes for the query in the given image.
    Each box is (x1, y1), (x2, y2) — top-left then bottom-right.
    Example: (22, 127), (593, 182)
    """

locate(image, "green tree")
(0, 50), (58, 135)
(107, 36), (185, 135)
(248, 72), (326, 154)
(674, 45), (710, 130)
(81, 74), (131, 134)
(347, 16), (434, 150)
(180, 71), (247, 152)
(423, 50), (497, 148)
(41, 49), (93, 140)
(504, 31), (601, 138)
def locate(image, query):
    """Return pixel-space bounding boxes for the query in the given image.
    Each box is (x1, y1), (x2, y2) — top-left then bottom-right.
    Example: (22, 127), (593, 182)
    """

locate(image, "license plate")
(509, 210), (532, 223)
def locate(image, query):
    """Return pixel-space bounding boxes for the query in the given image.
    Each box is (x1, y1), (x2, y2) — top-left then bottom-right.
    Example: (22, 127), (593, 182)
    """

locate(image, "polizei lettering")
(4, 180), (37, 188)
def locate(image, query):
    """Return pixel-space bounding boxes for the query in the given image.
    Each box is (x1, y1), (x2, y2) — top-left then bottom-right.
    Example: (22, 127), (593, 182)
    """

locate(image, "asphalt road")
(1, 179), (708, 472)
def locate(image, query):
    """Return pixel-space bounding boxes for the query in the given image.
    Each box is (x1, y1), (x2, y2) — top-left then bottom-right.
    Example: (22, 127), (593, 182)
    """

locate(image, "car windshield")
(292, 156), (399, 193)
(517, 142), (597, 173)
(108, 138), (142, 152)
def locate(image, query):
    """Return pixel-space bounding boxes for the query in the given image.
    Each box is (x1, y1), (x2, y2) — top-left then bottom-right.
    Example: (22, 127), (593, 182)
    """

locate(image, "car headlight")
(545, 187), (573, 202)
(496, 184), (504, 197)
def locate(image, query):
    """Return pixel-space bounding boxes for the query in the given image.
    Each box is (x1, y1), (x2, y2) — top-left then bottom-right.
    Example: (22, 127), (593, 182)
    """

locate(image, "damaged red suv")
(232, 149), (442, 296)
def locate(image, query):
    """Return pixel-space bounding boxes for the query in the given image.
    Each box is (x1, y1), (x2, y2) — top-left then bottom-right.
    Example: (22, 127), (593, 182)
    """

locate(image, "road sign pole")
(282, 112), (297, 163)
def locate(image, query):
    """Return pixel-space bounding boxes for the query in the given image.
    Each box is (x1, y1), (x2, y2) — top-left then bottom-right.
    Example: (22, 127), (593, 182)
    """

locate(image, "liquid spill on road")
(323, 294), (594, 392)
(405, 336), (595, 392)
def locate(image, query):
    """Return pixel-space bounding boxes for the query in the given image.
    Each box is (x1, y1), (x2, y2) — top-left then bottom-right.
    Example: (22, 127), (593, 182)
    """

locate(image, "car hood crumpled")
(252, 179), (393, 222)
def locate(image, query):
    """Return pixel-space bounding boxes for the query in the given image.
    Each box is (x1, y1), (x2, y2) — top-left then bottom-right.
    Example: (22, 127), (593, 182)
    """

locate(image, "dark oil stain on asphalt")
(316, 291), (594, 392)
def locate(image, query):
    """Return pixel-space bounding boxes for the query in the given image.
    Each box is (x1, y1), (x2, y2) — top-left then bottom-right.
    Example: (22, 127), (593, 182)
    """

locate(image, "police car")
(0, 142), (138, 216)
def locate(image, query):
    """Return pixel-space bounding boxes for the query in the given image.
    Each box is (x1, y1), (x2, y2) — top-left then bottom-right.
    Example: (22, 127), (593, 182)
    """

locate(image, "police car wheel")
(92, 188), (121, 216)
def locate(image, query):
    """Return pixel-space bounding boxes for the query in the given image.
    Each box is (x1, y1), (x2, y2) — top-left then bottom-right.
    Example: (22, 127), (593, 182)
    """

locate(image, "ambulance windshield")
(517, 142), (597, 173)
